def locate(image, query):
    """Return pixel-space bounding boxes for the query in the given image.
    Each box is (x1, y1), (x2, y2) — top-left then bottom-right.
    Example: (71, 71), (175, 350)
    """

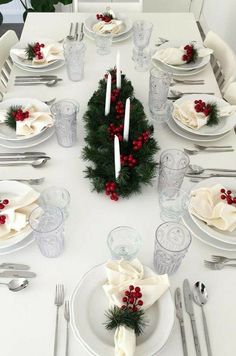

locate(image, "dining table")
(0, 11), (236, 356)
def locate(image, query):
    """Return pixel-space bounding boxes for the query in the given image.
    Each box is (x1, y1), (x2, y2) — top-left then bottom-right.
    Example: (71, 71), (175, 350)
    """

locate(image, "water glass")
(63, 40), (86, 81)
(133, 20), (153, 50)
(133, 47), (151, 72)
(51, 100), (79, 147)
(95, 33), (112, 55)
(159, 188), (189, 222)
(29, 206), (65, 258)
(149, 67), (172, 122)
(158, 149), (190, 192)
(39, 187), (70, 219)
(107, 226), (141, 260)
(153, 222), (192, 275)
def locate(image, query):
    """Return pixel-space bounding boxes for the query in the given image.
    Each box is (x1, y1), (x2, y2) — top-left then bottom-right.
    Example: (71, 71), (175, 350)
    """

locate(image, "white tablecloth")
(0, 12), (236, 356)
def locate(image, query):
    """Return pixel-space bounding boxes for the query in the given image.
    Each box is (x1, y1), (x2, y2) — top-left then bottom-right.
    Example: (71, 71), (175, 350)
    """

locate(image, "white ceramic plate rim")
(84, 26), (132, 43)
(84, 14), (132, 38)
(0, 233), (34, 255)
(71, 263), (175, 356)
(13, 58), (64, 73)
(152, 59), (208, 78)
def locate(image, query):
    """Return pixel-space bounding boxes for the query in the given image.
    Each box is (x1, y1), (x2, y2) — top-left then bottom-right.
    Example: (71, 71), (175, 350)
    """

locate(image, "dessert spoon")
(0, 279), (29, 292)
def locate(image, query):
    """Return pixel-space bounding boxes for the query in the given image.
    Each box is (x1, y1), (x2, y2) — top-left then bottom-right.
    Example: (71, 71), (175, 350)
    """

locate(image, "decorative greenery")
(206, 103), (219, 126)
(25, 43), (35, 60)
(5, 105), (20, 129)
(104, 305), (147, 336)
(82, 68), (159, 200)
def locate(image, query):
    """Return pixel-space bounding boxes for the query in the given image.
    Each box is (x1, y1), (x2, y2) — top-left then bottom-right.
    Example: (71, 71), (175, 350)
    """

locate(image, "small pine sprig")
(5, 105), (22, 129)
(206, 103), (219, 126)
(194, 100), (219, 126)
(25, 43), (36, 61)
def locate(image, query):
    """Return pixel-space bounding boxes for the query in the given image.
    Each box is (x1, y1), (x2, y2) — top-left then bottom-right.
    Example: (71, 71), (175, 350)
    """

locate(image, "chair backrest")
(204, 30), (236, 93)
(73, 1), (143, 13)
(224, 82), (236, 105)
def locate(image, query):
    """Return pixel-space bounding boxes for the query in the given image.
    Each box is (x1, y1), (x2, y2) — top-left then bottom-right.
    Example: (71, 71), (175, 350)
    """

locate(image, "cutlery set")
(0, 151), (50, 168)
(65, 22), (84, 42)
(15, 75), (63, 87)
(168, 89), (215, 100)
(0, 263), (36, 292)
(175, 279), (212, 356)
(205, 255), (236, 270)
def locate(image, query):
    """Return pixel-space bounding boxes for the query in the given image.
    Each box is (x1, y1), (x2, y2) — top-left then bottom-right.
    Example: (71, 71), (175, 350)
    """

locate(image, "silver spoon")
(193, 282), (212, 356)
(0, 157), (50, 168)
(43, 98), (56, 106)
(168, 89), (215, 100)
(188, 164), (236, 175)
(0, 278), (29, 292)
(14, 79), (62, 87)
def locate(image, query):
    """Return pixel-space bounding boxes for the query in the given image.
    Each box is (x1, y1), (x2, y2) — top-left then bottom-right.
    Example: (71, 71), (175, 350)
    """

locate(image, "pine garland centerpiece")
(82, 68), (159, 201)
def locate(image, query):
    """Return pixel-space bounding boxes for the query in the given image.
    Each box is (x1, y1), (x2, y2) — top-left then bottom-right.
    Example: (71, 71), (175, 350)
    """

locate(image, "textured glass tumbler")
(153, 222), (192, 275)
(64, 40), (86, 81)
(95, 33), (112, 55)
(39, 187), (70, 219)
(51, 100), (79, 147)
(149, 68), (172, 122)
(158, 149), (190, 192)
(133, 20), (153, 72)
(159, 188), (189, 222)
(107, 226), (141, 260)
(29, 206), (65, 258)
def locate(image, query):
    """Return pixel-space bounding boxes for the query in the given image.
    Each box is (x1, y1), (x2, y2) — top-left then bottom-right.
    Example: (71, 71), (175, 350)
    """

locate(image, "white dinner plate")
(152, 58), (208, 78)
(71, 263), (175, 356)
(172, 95), (236, 136)
(84, 26), (132, 43)
(0, 98), (50, 141)
(0, 181), (38, 250)
(189, 177), (236, 244)
(13, 58), (64, 73)
(0, 232), (34, 255)
(153, 41), (211, 72)
(84, 14), (132, 38)
(167, 113), (231, 142)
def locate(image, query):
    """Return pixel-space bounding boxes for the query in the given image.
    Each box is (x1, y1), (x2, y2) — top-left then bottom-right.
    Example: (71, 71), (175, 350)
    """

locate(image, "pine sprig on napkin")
(206, 103), (219, 126)
(25, 43), (36, 60)
(5, 105), (21, 129)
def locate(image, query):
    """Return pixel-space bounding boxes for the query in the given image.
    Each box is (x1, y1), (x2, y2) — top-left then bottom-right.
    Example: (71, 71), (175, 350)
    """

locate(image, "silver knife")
(183, 279), (202, 356)
(0, 270), (36, 278)
(186, 173), (236, 178)
(175, 288), (188, 356)
(0, 152), (46, 157)
(0, 263), (30, 270)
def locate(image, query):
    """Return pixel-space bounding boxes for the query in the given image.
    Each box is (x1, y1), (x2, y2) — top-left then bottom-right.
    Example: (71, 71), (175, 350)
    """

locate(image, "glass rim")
(107, 225), (141, 246)
(150, 67), (173, 78)
(29, 205), (63, 233)
(155, 222), (192, 253)
(160, 149), (190, 170)
(50, 99), (80, 115)
(41, 186), (70, 207)
(133, 20), (153, 28)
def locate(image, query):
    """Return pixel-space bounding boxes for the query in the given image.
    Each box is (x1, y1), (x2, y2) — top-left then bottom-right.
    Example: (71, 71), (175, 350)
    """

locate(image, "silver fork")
(195, 144), (232, 150)
(54, 284), (64, 356)
(204, 260), (236, 270)
(64, 301), (70, 356)
(212, 255), (236, 263)
(0, 178), (44, 185)
(184, 148), (234, 155)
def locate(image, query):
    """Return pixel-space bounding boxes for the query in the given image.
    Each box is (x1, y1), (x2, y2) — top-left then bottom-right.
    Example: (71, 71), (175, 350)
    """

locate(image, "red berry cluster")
(111, 88), (120, 103)
(108, 123), (123, 141)
(182, 44), (194, 63)
(220, 189), (236, 205)
(12, 108), (29, 122)
(194, 100), (212, 116)
(121, 285), (143, 312)
(96, 13), (112, 22)
(115, 101), (125, 119)
(105, 182), (119, 201)
(0, 199), (9, 225)
(32, 42), (45, 60)
(132, 131), (150, 151)
(121, 154), (137, 168)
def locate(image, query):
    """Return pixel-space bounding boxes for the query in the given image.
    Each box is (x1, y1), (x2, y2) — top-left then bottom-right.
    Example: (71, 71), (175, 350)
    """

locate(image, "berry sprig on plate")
(220, 189), (236, 205)
(25, 42), (45, 61)
(194, 99), (219, 126)
(182, 44), (198, 63)
(96, 11), (114, 23)
(0, 199), (9, 225)
(105, 285), (148, 335)
(5, 106), (30, 130)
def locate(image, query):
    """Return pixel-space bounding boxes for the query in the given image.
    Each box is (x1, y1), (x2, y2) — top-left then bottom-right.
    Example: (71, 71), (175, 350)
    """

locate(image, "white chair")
(224, 82), (236, 105)
(204, 30), (236, 94)
(72, 0), (143, 13)
(0, 30), (18, 99)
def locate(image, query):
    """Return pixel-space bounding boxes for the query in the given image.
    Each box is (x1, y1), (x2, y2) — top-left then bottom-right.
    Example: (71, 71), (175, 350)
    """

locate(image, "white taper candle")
(73, 0), (78, 12)
(123, 97), (130, 141)
(114, 135), (121, 179)
(105, 73), (112, 116)
(116, 51), (121, 88)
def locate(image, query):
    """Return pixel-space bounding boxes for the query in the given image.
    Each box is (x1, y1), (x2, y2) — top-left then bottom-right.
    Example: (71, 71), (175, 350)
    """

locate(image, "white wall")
(0, 0), (24, 23)
(200, 0), (236, 52)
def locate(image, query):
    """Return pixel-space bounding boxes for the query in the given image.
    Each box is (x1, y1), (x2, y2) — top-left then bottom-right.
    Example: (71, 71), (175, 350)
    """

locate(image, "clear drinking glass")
(158, 149), (190, 192)
(29, 205), (65, 258)
(51, 100), (79, 147)
(149, 67), (172, 123)
(107, 226), (141, 260)
(63, 40), (86, 81)
(153, 222), (192, 275)
(133, 20), (153, 71)
(39, 187), (70, 219)
(95, 33), (112, 55)
(159, 188), (189, 222)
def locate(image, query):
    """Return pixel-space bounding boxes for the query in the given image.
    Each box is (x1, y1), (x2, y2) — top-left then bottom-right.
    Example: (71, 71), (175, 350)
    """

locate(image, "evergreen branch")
(5, 105), (21, 130)
(206, 103), (219, 126)
(25, 43), (36, 60)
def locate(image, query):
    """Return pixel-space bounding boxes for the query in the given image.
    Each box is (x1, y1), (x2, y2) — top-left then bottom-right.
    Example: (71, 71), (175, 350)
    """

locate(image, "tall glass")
(159, 187), (189, 222)
(95, 33), (112, 55)
(158, 149), (190, 192)
(153, 222), (192, 275)
(107, 226), (141, 260)
(29, 206), (65, 258)
(39, 187), (70, 220)
(64, 40), (86, 81)
(133, 20), (153, 71)
(51, 100), (79, 147)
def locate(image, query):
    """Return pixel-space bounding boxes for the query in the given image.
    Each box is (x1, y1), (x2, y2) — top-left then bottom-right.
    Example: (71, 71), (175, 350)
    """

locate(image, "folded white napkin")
(93, 19), (123, 34)
(173, 100), (236, 130)
(153, 45), (213, 66)
(189, 184), (236, 232)
(0, 104), (54, 136)
(11, 41), (64, 65)
(0, 188), (40, 240)
(103, 259), (169, 356)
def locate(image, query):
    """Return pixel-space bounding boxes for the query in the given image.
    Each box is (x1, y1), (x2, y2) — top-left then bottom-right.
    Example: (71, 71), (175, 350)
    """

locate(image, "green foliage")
(25, 43), (35, 60)
(83, 69), (159, 199)
(104, 306), (148, 336)
(206, 103), (219, 126)
(5, 106), (21, 130)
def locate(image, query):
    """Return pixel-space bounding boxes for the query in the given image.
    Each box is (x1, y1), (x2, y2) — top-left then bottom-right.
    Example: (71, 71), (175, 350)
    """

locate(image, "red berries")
(12, 108), (30, 122)
(105, 181), (119, 201)
(111, 88), (120, 103)
(121, 154), (137, 168)
(0, 198), (9, 225)
(96, 13), (112, 22)
(108, 123), (123, 141)
(115, 101), (125, 118)
(220, 188), (236, 205)
(0, 215), (6, 225)
(133, 131), (150, 151)
(32, 42), (45, 60)
(194, 100), (212, 117)
(121, 285), (144, 313)
(182, 44), (194, 63)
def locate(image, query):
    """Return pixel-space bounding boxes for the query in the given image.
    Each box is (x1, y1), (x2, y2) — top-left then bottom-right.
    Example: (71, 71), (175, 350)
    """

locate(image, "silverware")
(0, 278), (28, 292)
(0, 157), (50, 168)
(0, 153), (47, 159)
(168, 90), (215, 100)
(54, 284), (64, 356)
(0, 270), (36, 278)
(204, 260), (236, 270)
(64, 300), (70, 356)
(67, 22), (74, 40)
(0, 263), (30, 270)
(15, 76), (58, 80)
(79, 22), (84, 41)
(211, 255), (236, 263)
(44, 98), (56, 106)
(75, 22), (79, 40)
(186, 172), (236, 178)
(0, 151), (46, 157)
(184, 148), (234, 155)
(0, 178), (44, 185)
(194, 144), (232, 150)
(187, 164), (236, 175)
(183, 279), (202, 356)
(172, 79), (205, 85)
(15, 79), (63, 87)
(155, 37), (169, 46)
(175, 288), (188, 356)
(193, 282), (212, 356)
